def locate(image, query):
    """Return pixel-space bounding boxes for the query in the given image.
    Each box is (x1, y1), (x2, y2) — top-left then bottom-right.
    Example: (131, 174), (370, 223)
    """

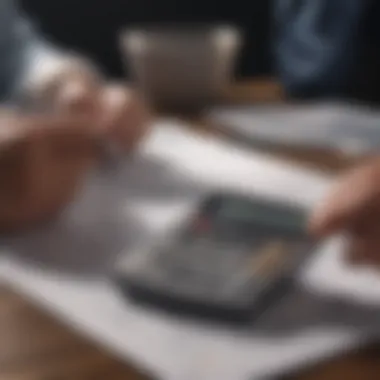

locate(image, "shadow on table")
(251, 285), (380, 337)
(161, 277), (380, 342)
(3, 156), (206, 278)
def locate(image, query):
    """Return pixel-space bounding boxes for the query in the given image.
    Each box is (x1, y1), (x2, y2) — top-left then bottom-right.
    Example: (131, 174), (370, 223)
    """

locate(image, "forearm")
(273, 0), (367, 98)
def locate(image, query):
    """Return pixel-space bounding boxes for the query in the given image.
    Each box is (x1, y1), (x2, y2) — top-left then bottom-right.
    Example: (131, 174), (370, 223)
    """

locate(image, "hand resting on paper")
(310, 157), (380, 267)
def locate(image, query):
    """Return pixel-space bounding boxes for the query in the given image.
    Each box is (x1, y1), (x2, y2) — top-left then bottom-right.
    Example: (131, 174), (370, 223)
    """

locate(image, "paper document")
(209, 102), (380, 155)
(0, 120), (379, 380)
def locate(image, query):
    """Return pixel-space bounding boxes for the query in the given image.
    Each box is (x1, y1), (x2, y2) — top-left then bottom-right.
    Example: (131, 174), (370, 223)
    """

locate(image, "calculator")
(115, 193), (315, 323)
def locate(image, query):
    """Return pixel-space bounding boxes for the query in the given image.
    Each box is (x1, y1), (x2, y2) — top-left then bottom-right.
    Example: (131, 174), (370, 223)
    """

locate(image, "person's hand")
(0, 110), (100, 232)
(28, 57), (151, 154)
(95, 84), (151, 154)
(309, 157), (380, 266)
(0, 57), (152, 232)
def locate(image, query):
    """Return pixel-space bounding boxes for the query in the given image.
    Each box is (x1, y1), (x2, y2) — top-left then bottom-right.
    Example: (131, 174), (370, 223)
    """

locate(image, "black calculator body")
(115, 193), (315, 323)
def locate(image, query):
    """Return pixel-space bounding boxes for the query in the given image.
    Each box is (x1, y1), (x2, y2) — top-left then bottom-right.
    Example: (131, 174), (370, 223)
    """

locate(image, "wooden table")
(1, 79), (380, 380)
(0, 285), (152, 380)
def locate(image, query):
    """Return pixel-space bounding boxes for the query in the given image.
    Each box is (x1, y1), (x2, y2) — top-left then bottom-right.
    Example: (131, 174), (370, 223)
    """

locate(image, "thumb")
(309, 197), (353, 238)
(55, 80), (99, 115)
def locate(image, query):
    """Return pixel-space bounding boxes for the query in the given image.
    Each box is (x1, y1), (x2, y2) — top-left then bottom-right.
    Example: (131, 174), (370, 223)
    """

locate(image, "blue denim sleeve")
(273, 0), (368, 98)
(0, 0), (60, 104)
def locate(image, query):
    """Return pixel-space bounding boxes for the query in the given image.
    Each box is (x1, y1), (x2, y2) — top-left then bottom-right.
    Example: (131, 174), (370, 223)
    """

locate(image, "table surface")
(0, 285), (152, 380)
(2, 79), (380, 380)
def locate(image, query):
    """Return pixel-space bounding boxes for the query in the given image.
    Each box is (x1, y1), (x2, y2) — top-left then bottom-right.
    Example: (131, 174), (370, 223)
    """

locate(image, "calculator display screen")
(216, 199), (306, 232)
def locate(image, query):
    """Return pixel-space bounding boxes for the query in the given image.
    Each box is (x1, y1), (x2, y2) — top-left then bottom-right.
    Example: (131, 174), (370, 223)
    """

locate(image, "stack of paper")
(209, 102), (380, 155)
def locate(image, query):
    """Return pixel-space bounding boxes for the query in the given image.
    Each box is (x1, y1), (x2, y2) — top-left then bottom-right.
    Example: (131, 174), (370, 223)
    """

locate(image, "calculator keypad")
(148, 231), (308, 303)
(151, 239), (254, 299)
(119, 195), (313, 319)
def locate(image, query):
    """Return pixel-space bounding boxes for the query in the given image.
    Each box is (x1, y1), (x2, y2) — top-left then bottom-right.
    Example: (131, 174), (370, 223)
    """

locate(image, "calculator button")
(174, 242), (210, 263)
(185, 247), (234, 274)
(192, 217), (212, 235)
(219, 272), (254, 300)
(169, 266), (196, 282)
(246, 240), (289, 279)
(173, 270), (223, 298)
(197, 274), (230, 297)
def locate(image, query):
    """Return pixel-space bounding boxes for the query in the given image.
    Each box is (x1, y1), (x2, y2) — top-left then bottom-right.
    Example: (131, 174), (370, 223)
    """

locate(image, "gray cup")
(120, 25), (242, 112)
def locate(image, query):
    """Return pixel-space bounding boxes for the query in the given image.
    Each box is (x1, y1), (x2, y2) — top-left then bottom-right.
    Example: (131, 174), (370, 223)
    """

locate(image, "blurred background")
(20, 0), (271, 79)
(19, 0), (380, 103)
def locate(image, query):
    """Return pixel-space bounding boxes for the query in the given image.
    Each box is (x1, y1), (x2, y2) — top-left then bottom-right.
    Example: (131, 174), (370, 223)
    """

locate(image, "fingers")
(28, 63), (151, 153)
(29, 58), (102, 116)
(346, 234), (380, 267)
(98, 84), (151, 153)
(309, 162), (380, 238)
(308, 157), (380, 270)
(309, 185), (360, 238)
(54, 80), (99, 114)
(346, 236), (373, 265)
(18, 113), (101, 136)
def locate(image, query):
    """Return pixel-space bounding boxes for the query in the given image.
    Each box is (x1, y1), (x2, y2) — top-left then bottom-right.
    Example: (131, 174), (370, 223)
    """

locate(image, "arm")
(3, 0), (98, 106)
(273, 0), (367, 98)
(3, 1), (150, 150)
